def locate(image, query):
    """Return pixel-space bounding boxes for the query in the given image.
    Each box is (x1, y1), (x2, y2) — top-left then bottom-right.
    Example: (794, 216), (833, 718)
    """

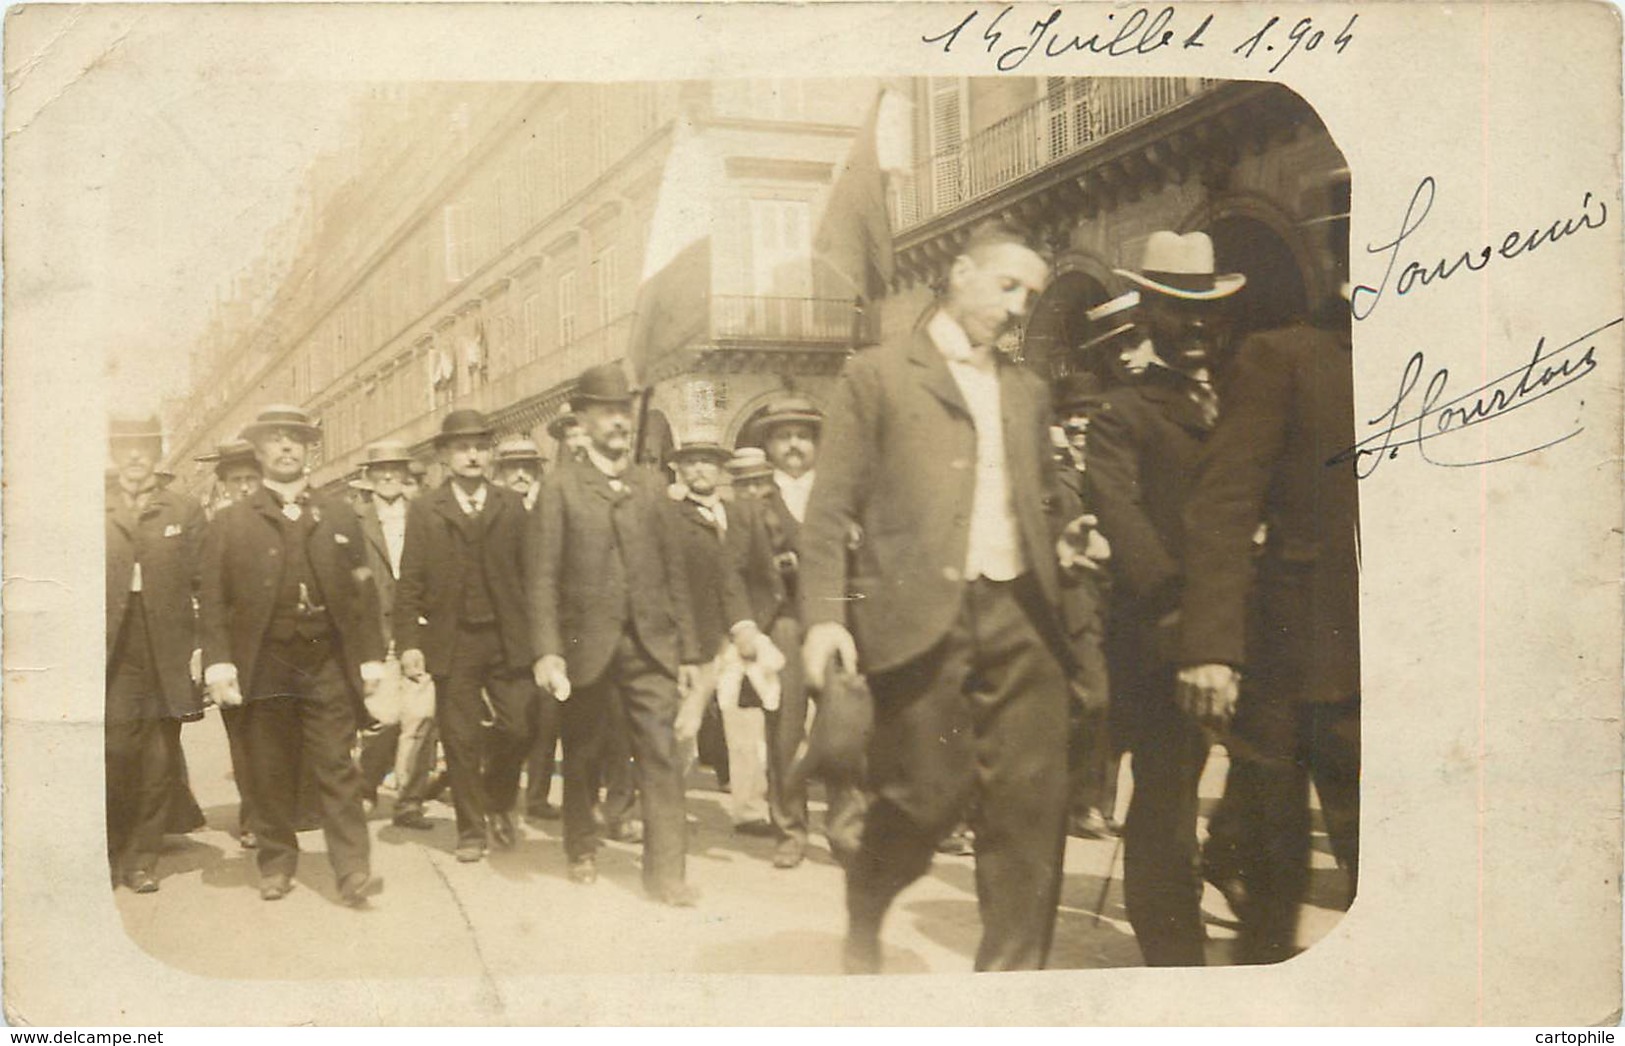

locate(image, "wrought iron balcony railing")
(889, 77), (1220, 233)
(710, 294), (881, 347)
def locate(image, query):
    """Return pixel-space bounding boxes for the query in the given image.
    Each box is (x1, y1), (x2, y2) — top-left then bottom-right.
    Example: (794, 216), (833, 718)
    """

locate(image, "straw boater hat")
(669, 439), (732, 463)
(494, 437), (545, 466)
(362, 440), (415, 470)
(434, 409), (494, 446)
(109, 415), (164, 445)
(726, 446), (774, 482)
(1078, 291), (1142, 354)
(196, 439), (260, 478)
(757, 395), (823, 433)
(569, 364), (635, 411)
(241, 405), (323, 444)
(1113, 231), (1246, 301)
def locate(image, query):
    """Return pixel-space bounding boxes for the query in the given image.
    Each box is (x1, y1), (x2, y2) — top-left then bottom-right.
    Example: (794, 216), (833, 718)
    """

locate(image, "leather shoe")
(487, 812), (517, 850)
(527, 802), (561, 821)
(392, 809), (433, 831)
(238, 830), (259, 849)
(649, 881), (700, 908)
(772, 839), (805, 870)
(125, 870), (160, 894)
(259, 874), (294, 901)
(338, 871), (383, 907)
(733, 819), (775, 838)
(605, 819), (643, 844)
(568, 856), (598, 885)
(936, 829), (974, 857)
(454, 841), (487, 863)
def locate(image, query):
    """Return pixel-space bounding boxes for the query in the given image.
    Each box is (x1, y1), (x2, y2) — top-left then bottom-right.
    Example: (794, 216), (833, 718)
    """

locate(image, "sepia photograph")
(5, 0), (1621, 1028)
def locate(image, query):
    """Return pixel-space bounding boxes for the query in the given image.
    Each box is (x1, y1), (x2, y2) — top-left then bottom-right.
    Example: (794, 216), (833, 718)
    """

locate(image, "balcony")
(710, 295), (880, 347)
(889, 77), (1220, 234)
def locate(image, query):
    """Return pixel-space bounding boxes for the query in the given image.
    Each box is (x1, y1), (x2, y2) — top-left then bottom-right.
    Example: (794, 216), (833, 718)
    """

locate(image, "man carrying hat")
(395, 411), (536, 863)
(1084, 230), (1245, 965)
(199, 406), (386, 905)
(665, 438), (773, 834)
(527, 362), (702, 905)
(105, 415), (207, 893)
(799, 220), (1077, 972)
(354, 441), (440, 832)
(492, 436), (563, 823)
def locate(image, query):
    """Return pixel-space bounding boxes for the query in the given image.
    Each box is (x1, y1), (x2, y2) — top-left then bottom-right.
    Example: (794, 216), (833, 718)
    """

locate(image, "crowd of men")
(105, 216), (1358, 971)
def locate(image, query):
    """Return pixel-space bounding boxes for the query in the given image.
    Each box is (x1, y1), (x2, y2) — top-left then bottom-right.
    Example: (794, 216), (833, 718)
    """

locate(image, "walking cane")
(1092, 834), (1124, 927)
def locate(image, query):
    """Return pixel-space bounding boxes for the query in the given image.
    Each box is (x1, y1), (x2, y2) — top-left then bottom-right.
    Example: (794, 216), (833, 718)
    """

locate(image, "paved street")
(116, 706), (1349, 979)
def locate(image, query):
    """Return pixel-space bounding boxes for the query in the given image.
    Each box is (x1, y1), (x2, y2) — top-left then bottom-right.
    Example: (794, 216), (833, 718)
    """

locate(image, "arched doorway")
(1207, 214), (1311, 338)
(1022, 269), (1111, 379)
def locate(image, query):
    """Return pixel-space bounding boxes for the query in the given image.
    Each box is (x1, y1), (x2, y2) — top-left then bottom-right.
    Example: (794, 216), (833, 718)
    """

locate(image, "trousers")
(846, 577), (1070, 971)
(435, 623), (536, 846)
(561, 629), (687, 892)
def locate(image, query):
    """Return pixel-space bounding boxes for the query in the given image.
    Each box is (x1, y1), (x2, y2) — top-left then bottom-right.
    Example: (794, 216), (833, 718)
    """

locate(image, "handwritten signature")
(1328, 317), (1618, 478)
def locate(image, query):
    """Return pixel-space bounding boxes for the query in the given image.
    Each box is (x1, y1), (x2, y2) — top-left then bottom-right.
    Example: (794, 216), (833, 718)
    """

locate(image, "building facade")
(165, 77), (1344, 491)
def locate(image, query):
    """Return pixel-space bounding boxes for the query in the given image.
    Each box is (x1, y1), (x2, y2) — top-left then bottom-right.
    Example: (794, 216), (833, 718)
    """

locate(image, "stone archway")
(1023, 265), (1113, 380)
(1183, 193), (1318, 337)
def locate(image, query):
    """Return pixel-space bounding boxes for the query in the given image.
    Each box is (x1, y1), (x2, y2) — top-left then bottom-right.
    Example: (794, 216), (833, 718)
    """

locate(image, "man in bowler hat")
(395, 411), (535, 863)
(199, 406), (385, 904)
(1085, 230), (1245, 964)
(799, 220), (1075, 972)
(527, 362), (702, 906)
(105, 415), (207, 892)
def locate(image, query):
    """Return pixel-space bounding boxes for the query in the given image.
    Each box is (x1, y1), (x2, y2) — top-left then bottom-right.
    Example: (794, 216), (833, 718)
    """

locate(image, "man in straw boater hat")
(105, 415), (207, 893)
(353, 440), (440, 833)
(199, 406), (386, 905)
(490, 436), (563, 823)
(394, 411), (536, 863)
(1177, 170), (1359, 964)
(797, 219), (1080, 972)
(526, 362), (702, 905)
(1076, 290), (1159, 388)
(1083, 229), (1246, 965)
(663, 436), (773, 835)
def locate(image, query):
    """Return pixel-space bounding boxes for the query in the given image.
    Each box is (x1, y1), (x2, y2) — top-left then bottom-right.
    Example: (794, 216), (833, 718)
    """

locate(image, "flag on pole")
(626, 121), (718, 385)
(813, 87), (910, 306)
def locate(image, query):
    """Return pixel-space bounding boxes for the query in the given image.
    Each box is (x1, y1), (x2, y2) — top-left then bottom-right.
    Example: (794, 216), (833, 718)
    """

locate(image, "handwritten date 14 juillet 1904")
(922, 6), (1355, 74)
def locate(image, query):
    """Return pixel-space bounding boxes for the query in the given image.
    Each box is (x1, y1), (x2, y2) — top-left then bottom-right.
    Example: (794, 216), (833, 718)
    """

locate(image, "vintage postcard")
(2, 0), (1620, 1027)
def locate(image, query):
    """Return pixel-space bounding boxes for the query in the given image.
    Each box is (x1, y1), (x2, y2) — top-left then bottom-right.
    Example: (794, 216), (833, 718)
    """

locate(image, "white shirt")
(585, 444), (630, 483)
(688, 493), (728, 536)
(773, 469), (816, 524)
(373, 495), (408, 579)
(928, 309), (1026, 583)
(524, 486), (540, 513)
(451, 480), (488, 516)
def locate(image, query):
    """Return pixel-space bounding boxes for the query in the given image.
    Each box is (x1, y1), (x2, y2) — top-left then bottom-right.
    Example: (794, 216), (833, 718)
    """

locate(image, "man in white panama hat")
(1085, 230), (1245, 966)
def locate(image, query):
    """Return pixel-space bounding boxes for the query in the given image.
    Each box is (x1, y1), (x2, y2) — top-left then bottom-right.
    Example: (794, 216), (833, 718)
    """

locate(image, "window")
(593, 247), (617, 328)
(557, 271), (578, 345)
(520, 140), (542, 224)
(443, 202), (470, 283)
(928, 78), (967, 212)
(522, 293), (543, 359)
(550, 112), (569, 209)
(494, 172), (514, 247)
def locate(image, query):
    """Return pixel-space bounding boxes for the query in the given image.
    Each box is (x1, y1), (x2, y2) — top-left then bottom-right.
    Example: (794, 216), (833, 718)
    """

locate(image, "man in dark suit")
(527, 363), (702, 906)
(665, 440), (771, 832)
(353, 440), (438, 832)
(1179, 304), (1360, 964)
(800, 221), (1075, 973)
(199, 406), (385, 905)
(395, 411), (535, 863)
(492, 437), (563, 824)
(1085, 232), (1245, 965)
(105, 415), (206, 893)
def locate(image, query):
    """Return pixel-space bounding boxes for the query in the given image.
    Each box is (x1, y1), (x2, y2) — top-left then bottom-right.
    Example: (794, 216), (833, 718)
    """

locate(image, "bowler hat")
(669, 440), (732, 463)
(109, 415), (164, 444)
(495, 437), (544, 465)
(545, 411), (582, 440)
(1078, 291), (1143, 353)
(1054, 373), (1107, 412)
(1113, 231), (1245, 301)
(202, 439), (260, 478)
(570, 363), (635, 410)
(758, 395), (823, 433)
(726, 446), (774, 481)
(242, 405), (323, 444)
(363, 440), (414, 469)
(435, 409), (494, 446)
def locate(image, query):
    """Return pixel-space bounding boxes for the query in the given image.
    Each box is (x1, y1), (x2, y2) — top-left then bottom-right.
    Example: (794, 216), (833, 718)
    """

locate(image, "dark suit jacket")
(663, 497), (756, 655)
(355, 499), (401, 643)
(728, 497), (793, 629)
(106, 484), (205, 719)
(199, 486), (385, 699)
(800, 324), (1068, 676)
(1180, 322), (1359, 703)
(1054, 460), (1109, 640)
(527, 459), (700, 687)
(394, 480), (533, 675)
